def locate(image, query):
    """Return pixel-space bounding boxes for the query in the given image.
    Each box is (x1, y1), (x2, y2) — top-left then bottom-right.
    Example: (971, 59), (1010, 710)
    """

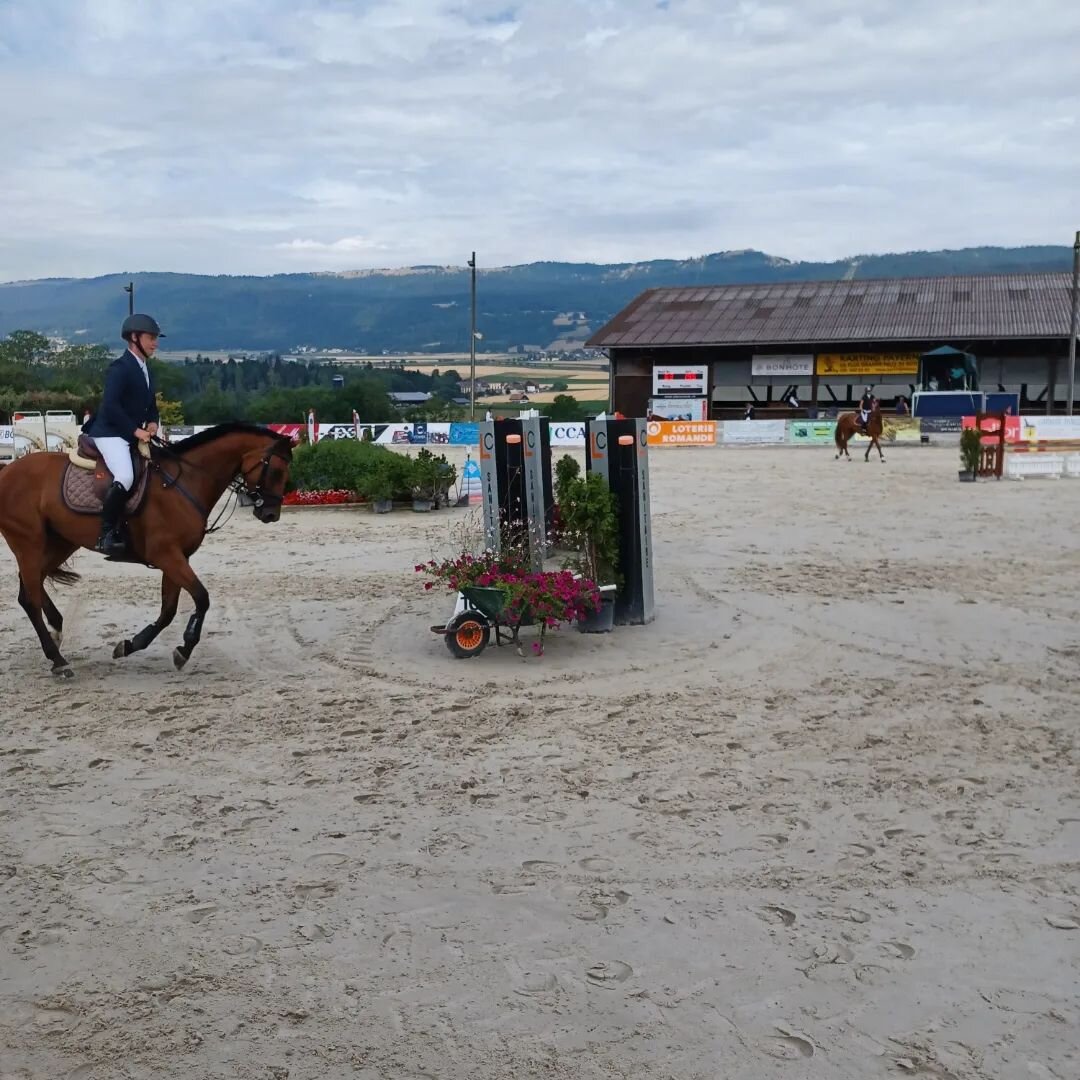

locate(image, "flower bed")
(283, 488), (363, 506)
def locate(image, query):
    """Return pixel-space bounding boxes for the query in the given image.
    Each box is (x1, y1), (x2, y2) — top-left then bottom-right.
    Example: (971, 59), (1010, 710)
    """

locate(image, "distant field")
(482, 390), (609, 405)
(404, 362), (607, 380)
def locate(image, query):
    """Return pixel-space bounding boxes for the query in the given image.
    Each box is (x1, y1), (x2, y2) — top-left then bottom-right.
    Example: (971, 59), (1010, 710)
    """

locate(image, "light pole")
(124, 281), (134, 315)
(1068, 230), (1079, 417)
(468, 252), (477, 420)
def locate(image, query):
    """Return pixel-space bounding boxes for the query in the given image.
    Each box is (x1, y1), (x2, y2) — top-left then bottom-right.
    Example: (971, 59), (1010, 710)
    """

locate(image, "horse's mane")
(170, 422), (291, 454)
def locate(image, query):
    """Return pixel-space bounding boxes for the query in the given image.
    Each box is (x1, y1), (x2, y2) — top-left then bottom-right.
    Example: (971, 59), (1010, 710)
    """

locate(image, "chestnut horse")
(0, 422), (293, 678)
(834, 402), (885, 462)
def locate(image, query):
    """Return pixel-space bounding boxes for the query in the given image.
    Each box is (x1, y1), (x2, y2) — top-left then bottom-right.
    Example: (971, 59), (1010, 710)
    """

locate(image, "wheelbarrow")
(430, 585), (527, 658)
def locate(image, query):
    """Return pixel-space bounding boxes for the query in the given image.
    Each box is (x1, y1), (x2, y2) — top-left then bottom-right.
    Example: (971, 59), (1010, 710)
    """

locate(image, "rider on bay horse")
(82, 313), (163, 556)
(857, 386), (876, 432)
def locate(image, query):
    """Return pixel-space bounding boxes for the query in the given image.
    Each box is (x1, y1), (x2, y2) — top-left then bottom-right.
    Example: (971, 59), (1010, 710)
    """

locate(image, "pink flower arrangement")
(416, 550), (601, 654)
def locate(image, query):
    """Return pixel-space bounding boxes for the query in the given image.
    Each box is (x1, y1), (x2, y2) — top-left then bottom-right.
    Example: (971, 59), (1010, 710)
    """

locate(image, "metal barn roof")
(586, 273), (1073, 349)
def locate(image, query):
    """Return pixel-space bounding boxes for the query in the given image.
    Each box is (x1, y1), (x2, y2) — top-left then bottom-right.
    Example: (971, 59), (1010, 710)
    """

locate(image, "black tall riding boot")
(96, 481), (129, 556)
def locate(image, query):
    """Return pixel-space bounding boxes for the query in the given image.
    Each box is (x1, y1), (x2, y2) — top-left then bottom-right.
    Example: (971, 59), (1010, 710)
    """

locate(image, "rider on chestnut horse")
(82, 313), (163, 557)
(857, 386), (876, 433)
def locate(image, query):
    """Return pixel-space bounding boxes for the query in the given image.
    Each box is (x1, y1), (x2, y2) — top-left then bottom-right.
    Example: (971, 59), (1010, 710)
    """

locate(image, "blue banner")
(449, 422), (479, 445)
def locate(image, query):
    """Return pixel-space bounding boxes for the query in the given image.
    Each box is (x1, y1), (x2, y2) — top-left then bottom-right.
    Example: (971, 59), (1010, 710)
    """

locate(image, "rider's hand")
(146, 422), (159, 437)
(134, 428), (152, 443)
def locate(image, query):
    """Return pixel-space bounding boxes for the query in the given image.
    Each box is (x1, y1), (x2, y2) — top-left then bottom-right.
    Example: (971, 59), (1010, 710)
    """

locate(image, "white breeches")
(94, 436), (135, 490)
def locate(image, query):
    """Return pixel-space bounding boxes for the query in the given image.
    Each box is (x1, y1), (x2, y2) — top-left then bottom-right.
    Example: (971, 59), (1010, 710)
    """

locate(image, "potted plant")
(433, 454), (458, 509)
(409, 449), (456, 511)
(555, 462), (620, 633)
(410, 450), (438, 512)
(959, 427), (981, 482)
(360, 461), (395, 512)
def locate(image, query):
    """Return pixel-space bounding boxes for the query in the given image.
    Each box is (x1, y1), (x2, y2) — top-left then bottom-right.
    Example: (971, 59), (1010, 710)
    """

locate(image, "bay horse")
(0, 422), (293, 678)
(834, 402), (885, 462)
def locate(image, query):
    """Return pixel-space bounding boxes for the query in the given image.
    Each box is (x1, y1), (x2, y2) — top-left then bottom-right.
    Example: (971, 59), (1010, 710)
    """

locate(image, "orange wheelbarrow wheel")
(444, 611), (491, 658)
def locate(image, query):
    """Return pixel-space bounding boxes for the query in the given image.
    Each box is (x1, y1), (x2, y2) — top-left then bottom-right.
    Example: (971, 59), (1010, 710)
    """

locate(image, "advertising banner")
(460, 457), (482, 502)
(646, 420), (716, 446)
(880, 417), (923, 442)
(548, 422), (587, 446)
(788, 420), (838, 444)
(647, 397), (709, 422)
(751, 354), (814, 377)
(269, 424), (305, 443)
(449, 422), (479, 445)
(961, 415), (1022, 443)
(919, 417), (963, 435)
(816, 353), (920, 376)
(721, 419), (787, 444)
(1019, 415), (1080, 443)
(317, 422), (365, 441)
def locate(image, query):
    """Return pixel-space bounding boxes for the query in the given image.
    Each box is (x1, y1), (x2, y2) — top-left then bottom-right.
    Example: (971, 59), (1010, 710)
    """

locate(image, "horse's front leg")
(152, 551), (210, 671)
(113, 574), (182, 659)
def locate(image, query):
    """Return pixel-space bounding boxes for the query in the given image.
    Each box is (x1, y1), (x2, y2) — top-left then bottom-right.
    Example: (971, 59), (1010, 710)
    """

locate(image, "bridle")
(237, 443), (292, 511)
(150, 436), (292, 532)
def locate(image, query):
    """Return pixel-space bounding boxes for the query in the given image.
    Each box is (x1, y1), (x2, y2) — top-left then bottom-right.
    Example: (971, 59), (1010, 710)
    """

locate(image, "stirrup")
(95, 530), (127, 557)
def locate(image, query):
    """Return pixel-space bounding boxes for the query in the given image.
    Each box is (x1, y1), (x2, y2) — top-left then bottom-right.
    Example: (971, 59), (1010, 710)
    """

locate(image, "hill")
(0, 246), (1071, 352)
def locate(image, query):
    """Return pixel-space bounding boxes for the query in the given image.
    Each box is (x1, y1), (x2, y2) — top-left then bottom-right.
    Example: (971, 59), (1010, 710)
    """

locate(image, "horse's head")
(238, 436), (293, 522)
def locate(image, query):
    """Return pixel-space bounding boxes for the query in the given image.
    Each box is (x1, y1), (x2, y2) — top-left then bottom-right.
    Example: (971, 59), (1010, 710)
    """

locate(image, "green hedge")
(288, 440), (455, 502)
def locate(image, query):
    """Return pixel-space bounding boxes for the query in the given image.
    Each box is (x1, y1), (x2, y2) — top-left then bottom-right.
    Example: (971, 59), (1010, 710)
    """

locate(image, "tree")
(155, 393), (185, 425)
(551, 379), (570, 392)
(548, 394), (583, 421)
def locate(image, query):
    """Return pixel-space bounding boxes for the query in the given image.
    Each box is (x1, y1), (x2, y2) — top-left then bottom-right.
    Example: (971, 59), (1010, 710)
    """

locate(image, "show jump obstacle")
(478, 415), (655, 627)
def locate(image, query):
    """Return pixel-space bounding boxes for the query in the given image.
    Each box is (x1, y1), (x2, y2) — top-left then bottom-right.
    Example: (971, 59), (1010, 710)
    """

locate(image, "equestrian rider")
(83, 313), (162, 556)
(858, 386), (875, 431)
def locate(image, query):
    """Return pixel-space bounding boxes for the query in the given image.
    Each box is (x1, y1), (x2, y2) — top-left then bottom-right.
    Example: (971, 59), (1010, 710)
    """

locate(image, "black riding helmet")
(121, 313), (165, 340)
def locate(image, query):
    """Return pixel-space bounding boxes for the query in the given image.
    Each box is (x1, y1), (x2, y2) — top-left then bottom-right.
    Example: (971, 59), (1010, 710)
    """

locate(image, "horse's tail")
(834, 417), (845, 449)
(48, 563), (81, 587)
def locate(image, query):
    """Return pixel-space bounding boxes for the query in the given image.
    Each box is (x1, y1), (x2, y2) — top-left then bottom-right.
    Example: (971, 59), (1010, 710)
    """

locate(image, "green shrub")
(959, 428), (982, 474)
(290, 439), (416, 499)
(558, 470), (621, 590)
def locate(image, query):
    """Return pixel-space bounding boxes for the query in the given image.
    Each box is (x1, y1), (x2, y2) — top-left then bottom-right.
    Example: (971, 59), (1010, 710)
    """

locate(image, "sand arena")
(1, 446), (1077, 1079)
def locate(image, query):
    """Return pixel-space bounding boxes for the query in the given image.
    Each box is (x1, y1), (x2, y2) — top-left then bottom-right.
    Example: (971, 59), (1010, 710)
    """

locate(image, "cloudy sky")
(1, 0), (1077, 280)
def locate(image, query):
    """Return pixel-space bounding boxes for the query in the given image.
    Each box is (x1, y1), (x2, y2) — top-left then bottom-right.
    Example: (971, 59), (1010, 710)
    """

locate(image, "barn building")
(586, 272), (1075, 419)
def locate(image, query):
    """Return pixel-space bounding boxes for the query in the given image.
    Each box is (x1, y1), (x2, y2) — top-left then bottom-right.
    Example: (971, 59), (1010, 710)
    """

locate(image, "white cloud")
(1, 0), (1078, 279)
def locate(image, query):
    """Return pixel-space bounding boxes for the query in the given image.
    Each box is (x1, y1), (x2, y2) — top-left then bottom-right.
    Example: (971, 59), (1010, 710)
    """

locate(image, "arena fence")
(5, 415), (1080, 459)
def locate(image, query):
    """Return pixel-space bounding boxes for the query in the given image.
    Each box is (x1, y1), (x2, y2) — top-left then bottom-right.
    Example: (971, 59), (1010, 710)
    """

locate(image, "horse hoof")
(52, 664), (74, 680)
(114, 640), (133, 659)
(173, 648), (189, 671)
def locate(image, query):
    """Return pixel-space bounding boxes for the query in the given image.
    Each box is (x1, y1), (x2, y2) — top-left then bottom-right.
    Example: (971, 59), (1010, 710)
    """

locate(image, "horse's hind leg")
(41, 538), (79, 648)
(114, 574), (181, 659)
(18, 572), (73, 677)
(41, 589), (63, 648)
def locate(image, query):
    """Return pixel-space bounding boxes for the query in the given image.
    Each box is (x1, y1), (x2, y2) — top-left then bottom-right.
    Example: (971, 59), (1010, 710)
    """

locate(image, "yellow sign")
(646, 420), (716, 446)
(816, 353), (919, 376)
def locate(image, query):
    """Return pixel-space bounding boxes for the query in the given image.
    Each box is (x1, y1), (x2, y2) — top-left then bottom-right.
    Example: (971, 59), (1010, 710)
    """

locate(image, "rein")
(149, 436), (289, 534)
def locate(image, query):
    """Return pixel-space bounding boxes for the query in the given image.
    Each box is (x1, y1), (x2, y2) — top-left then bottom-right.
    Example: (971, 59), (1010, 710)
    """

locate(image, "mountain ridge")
(0, 245), (1071, 352)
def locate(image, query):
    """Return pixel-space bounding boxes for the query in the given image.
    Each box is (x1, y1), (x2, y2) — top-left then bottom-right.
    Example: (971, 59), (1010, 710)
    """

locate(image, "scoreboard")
(651, 365), (708, 398)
